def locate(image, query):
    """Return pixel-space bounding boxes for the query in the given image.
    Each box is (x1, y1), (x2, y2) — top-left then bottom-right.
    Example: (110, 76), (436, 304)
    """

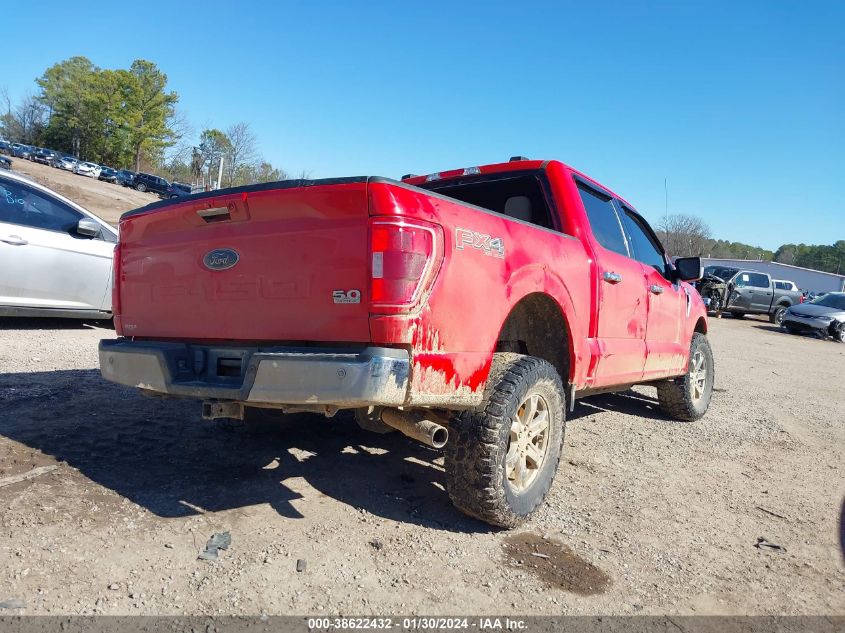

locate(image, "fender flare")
(502, 264), (584, 384)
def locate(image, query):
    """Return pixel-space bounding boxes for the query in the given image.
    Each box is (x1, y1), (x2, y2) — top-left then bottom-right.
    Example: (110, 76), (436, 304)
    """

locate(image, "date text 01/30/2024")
(306, 617), (527, 630)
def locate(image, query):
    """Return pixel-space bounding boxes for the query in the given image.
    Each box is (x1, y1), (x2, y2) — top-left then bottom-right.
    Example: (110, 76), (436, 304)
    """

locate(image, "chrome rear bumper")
(99, 339), (410, 408)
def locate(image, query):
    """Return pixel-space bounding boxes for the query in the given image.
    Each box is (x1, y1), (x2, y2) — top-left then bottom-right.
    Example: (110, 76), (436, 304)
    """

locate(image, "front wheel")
(656, 333), (715, 422)
(444, 353), (565, 528)
(136, 182), (147, 192)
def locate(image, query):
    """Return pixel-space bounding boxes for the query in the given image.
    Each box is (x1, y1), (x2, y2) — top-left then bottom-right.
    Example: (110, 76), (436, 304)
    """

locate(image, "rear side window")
(421, 173), (558, 231)
(619, 207), (667, 275)
(577, 183), (628, 256)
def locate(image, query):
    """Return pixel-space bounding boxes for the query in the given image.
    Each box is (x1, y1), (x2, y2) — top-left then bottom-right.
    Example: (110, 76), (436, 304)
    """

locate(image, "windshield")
(704, 266), (739, 280)
(810, 294), (845, 309)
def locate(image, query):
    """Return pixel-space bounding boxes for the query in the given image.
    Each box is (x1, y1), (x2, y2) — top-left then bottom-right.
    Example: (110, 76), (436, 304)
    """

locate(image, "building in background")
(702, 258), (845, 294)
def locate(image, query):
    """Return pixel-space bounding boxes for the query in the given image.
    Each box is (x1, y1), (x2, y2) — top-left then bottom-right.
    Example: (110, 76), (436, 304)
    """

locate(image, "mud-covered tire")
(770, 306), (787, 325)
(353, 406), (394, 434)
(656, 333), (715, 422)
(444, 353), (565, 528)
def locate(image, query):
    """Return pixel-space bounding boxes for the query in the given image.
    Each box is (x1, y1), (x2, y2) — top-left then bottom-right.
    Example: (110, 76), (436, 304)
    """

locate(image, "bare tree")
(162, 108), (196, 168)
(0, 86), (10, 139)
(655, 213), (712, 258)
(225, 122), (259, 187)
(1, 93), (46, 144)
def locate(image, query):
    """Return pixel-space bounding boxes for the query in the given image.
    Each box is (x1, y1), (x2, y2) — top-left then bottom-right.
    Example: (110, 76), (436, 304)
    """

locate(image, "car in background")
(98, 167), (118, 183)
(11, 144), (34, 160)
(773, 279), (800, 293)
(33, 149), (59, 165)
(0, 169), (117, 319)
(695, 267), (802, 323)
(98, 167), (118, 182)
(781, 292), (845, 342)
(117, 170), (136, 187)
(133, 172), (170, 195)
(74, 161), (102, 178)
(55, 155), (79, 171)
(0, 140), (11, 155)
(0, 155), (11, 170)
(804, 291), (829, 303)
(164, 181), (191, 198)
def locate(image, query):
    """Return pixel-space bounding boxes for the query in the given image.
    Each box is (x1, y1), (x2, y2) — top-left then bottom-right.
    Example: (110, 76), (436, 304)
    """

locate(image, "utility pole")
(216, 156), (224, 190)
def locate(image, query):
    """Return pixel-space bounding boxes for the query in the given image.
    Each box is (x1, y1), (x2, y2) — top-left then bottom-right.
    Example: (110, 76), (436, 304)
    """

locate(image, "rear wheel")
(444, 353), (565, 528)
(656, 333), (714, 422)
(770, 306), (787, 325)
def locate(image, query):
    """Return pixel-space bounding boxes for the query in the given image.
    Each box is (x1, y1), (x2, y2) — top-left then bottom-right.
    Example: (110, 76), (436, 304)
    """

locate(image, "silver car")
(0, 170), (116, 319)
(781, 292), (845, 342)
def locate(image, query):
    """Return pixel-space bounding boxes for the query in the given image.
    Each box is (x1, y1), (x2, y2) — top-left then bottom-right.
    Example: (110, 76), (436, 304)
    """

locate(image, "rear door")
(577, 181), (648, 386)
(747, 272), (773, 311)
(0, 177), (113, 311)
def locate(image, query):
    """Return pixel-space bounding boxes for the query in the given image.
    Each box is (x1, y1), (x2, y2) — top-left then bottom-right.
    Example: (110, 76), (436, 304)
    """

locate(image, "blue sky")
(4, 1), (843, 249)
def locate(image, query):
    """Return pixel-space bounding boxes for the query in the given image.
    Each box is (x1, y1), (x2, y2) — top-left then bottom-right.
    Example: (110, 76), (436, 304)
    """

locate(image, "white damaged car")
(74, 161), (102, 178)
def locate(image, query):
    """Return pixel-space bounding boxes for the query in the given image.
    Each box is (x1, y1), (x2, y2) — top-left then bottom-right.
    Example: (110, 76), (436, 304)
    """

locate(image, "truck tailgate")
(116, 179), (371, 342)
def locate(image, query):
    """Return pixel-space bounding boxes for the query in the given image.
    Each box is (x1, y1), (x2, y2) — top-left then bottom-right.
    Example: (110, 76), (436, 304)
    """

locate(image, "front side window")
(619, 206), (668, 276)
(577, 182), (628, 256)
(0, 178), (82, 233)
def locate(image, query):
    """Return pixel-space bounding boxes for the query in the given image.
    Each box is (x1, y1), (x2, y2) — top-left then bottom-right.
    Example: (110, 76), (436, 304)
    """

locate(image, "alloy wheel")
(505, 393), (551, 493)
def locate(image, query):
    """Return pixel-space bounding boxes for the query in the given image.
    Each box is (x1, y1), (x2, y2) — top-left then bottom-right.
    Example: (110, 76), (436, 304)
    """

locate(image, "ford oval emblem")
(203, 248), (240, 271)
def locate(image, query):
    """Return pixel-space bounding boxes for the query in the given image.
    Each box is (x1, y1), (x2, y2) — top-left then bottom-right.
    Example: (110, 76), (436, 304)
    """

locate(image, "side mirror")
(76, 218), (101, 238)
(673, 257), (702, 282)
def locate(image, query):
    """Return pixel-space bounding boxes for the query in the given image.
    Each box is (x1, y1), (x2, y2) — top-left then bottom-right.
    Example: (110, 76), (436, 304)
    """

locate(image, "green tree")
(124, 60), (179, 171)
(37, 56), (98, 156)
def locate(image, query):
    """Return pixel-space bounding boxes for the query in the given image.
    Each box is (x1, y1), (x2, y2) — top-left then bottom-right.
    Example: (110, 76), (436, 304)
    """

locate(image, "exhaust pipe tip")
(429, 426), (448, 449)
(380, 408), (449, 449)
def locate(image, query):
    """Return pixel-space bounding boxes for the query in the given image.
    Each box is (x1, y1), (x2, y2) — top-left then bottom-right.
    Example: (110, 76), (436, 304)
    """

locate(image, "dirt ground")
(0, 316), (843, 616)
(8, 159), (157, 225)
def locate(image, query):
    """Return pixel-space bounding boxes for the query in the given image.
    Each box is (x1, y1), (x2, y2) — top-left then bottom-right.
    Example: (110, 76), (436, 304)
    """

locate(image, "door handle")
(1, 235), (28, 246)
(649, 284), (664, 295)
(602, 271), (622, 284)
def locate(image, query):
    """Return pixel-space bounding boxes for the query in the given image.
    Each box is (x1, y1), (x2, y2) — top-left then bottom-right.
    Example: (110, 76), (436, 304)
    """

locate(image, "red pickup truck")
(99, 158), (713, 527)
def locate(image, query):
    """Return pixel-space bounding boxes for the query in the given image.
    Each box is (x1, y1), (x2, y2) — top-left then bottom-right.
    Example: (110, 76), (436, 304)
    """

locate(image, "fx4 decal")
(455, 227), (505, 259)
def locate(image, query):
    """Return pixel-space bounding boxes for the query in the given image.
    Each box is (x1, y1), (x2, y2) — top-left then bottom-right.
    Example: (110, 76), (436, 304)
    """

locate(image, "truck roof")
(402, 159), (637, 211)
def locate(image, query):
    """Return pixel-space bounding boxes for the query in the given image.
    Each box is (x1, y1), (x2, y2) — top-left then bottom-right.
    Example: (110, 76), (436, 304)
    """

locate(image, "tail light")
(369, 217), (443, 314)
(111, 243), (123, 333)
(799, 295), (805, 303)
